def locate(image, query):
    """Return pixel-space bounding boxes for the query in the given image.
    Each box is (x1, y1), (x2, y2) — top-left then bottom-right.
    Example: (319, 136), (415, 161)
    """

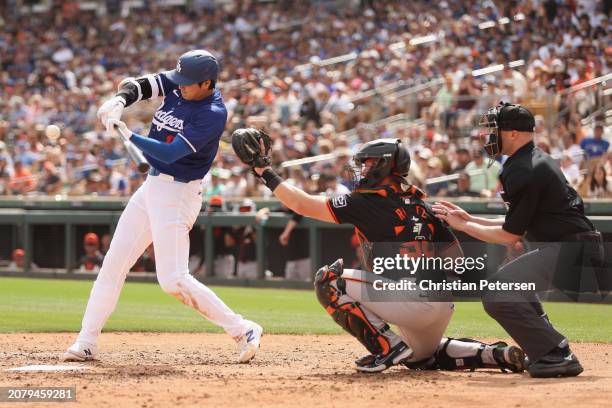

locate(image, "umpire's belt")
(148, 168), (192, 183)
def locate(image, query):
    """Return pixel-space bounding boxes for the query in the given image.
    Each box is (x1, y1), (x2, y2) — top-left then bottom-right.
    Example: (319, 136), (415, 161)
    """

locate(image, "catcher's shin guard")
(314, 259), (391, 355)
(435, 338), (525, 373)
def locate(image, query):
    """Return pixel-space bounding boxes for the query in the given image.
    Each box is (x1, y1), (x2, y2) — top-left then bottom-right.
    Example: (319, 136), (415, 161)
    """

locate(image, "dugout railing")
(0, 198), (611, 291)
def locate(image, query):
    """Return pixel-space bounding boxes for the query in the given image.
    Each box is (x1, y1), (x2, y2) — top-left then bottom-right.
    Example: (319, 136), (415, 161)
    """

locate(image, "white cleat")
(237, 321), (263, 363)
(62, 342), (98, 362)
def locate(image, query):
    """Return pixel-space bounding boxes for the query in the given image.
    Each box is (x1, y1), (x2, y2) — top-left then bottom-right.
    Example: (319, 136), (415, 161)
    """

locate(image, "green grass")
(0, 277), (611, 342)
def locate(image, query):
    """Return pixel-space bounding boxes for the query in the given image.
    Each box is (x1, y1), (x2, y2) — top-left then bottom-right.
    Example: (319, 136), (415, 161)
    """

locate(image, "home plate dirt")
(0, 333), (610, 408)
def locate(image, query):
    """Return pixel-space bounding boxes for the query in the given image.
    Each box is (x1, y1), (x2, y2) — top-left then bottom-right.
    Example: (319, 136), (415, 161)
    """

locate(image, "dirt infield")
(1, 333), (611, 408)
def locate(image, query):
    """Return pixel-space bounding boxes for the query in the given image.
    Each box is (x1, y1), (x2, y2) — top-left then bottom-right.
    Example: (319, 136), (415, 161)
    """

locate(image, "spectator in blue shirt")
(580, 124), (609, 159)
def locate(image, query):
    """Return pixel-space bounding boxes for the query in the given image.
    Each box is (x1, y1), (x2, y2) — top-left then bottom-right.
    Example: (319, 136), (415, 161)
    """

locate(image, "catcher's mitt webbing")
(231, 128), (272, 168)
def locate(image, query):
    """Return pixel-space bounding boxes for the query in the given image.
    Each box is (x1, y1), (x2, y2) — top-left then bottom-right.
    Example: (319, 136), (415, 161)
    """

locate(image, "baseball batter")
(232, 131), (525, 373)
(63, 50), (262, 363)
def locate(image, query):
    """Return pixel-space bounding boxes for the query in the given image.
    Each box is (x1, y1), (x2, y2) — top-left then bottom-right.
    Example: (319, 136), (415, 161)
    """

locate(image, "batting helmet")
(166, 49), (219, 86)
(352, 138), (411, 189)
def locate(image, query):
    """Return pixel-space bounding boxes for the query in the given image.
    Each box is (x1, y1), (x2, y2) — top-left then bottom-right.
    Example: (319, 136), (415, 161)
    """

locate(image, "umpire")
(434, 102), (605, 378)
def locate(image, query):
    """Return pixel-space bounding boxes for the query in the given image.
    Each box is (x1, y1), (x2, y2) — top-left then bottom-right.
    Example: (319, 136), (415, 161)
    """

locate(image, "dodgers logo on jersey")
(153, 109), (184, 133)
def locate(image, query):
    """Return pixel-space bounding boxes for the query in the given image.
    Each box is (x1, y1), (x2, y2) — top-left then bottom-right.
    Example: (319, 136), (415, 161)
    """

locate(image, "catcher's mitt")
(231, 128), (272, 168)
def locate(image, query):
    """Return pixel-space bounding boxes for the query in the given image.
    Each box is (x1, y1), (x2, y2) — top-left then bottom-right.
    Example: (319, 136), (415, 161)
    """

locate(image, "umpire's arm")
(253, 167), (336, 223)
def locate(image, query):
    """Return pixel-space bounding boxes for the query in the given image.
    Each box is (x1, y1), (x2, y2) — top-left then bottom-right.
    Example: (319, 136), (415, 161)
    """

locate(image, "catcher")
(232, 129), (525, 373)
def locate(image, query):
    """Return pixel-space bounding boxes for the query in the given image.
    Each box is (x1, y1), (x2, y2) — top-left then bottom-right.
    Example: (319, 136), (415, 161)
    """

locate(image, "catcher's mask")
(348, 138), (411, 189)
(478, 102), (535, 166)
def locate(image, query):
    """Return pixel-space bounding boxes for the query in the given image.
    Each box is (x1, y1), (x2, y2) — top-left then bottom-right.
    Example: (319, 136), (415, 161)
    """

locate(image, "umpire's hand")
(432, 201), (469, 231)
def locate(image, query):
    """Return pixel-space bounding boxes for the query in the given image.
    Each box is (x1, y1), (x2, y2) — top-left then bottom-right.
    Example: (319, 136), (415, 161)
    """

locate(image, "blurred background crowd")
(0, 0), (611, 202)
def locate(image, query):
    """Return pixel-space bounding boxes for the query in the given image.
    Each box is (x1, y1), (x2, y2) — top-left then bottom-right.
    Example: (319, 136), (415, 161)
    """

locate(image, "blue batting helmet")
(165, 49), (219, 86)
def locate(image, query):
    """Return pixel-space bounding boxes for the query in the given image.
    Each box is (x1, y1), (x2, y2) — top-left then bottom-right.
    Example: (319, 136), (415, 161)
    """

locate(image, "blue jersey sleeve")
(130, 132), (193, 164)
(176, 108), (227, 152)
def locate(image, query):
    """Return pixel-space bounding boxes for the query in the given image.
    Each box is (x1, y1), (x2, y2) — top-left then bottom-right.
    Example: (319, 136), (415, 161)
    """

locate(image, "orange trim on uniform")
(326, 199), (340, 224)
(354, 187), (388, 197)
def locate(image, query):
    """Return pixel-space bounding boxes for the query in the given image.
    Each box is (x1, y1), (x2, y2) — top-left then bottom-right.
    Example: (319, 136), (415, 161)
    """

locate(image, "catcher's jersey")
(142, 72), (227, 180)
(327, 185), (459, 273)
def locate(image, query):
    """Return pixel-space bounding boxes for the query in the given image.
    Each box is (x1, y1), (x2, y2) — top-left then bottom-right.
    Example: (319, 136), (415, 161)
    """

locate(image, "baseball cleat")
(62, 341), (98, 362)
(492, 343), (526, 373)
(527, 347), (583, 378)
(355, 354), (376, 367)
(355, 342), (412, 373)
(237, 321), (263, 363)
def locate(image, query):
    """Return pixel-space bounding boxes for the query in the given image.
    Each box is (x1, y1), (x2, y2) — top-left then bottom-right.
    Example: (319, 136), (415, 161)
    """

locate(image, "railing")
(1, 200), (612, 285)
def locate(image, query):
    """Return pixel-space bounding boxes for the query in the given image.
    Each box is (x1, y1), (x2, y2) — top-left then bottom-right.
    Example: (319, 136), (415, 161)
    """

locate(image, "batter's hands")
(97, 96), (126, 132)
(107, 119), (132, 142)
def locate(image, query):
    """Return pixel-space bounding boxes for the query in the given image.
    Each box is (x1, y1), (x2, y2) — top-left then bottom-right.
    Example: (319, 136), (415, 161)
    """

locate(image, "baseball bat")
(113, 124), (150, 173)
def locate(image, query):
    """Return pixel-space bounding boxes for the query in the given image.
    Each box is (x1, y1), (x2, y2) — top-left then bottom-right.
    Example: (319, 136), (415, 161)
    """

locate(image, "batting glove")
(106, 119), (132, 142)
(97, 96), (126, 132)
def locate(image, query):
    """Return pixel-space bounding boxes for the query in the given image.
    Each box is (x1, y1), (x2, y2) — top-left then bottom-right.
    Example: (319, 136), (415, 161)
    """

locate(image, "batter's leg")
(64, 185), (153, 360)
(149, 178), (251, 340)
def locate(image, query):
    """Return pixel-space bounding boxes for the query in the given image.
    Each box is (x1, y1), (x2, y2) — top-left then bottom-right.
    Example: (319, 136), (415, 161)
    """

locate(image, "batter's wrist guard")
(259, 168), (283, 192)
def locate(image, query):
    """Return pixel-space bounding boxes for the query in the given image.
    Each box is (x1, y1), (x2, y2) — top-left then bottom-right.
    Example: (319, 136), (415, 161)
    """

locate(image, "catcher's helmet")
(351, 138), (411, 188)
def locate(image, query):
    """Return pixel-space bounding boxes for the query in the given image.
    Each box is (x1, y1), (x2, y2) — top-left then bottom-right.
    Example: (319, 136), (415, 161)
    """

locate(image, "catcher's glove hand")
(231, 128), (272, 168)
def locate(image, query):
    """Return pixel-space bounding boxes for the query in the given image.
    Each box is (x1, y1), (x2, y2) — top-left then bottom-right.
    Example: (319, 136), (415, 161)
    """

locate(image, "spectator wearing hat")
(6, 248), (38, 271)
(79, 233), (104, 273)
(8, 248), (24, 269)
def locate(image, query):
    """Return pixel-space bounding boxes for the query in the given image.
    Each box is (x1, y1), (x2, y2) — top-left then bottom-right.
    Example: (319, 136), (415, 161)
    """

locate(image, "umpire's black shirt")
(500, 141), (594, 242)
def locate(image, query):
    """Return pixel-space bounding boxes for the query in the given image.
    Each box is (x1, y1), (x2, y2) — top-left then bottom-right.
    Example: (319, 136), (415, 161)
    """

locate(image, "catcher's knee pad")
(435, 337), (489, 371)
(314, 258), (344, 308)
(314, 259), (390, 355)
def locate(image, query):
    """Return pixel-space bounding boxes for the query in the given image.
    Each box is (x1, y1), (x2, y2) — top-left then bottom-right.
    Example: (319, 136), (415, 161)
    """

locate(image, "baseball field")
(1, 277), (611, 407)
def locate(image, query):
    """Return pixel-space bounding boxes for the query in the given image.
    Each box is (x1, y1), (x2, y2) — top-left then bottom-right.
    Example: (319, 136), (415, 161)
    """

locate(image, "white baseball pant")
(76, 174), (249, 344)
(342, 268), (454, 361)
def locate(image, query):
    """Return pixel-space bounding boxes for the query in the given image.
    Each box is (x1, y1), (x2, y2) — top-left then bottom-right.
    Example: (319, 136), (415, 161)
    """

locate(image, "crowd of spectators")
(0, 0), (610, 202)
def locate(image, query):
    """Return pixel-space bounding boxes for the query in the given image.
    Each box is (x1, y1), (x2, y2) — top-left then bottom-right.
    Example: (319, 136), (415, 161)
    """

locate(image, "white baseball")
(45, 124), (61, 140)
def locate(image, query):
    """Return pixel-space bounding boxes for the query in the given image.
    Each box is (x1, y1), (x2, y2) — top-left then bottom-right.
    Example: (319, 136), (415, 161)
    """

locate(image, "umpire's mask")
(478, 102), (536, 167)
(478, 105), (504, 167)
